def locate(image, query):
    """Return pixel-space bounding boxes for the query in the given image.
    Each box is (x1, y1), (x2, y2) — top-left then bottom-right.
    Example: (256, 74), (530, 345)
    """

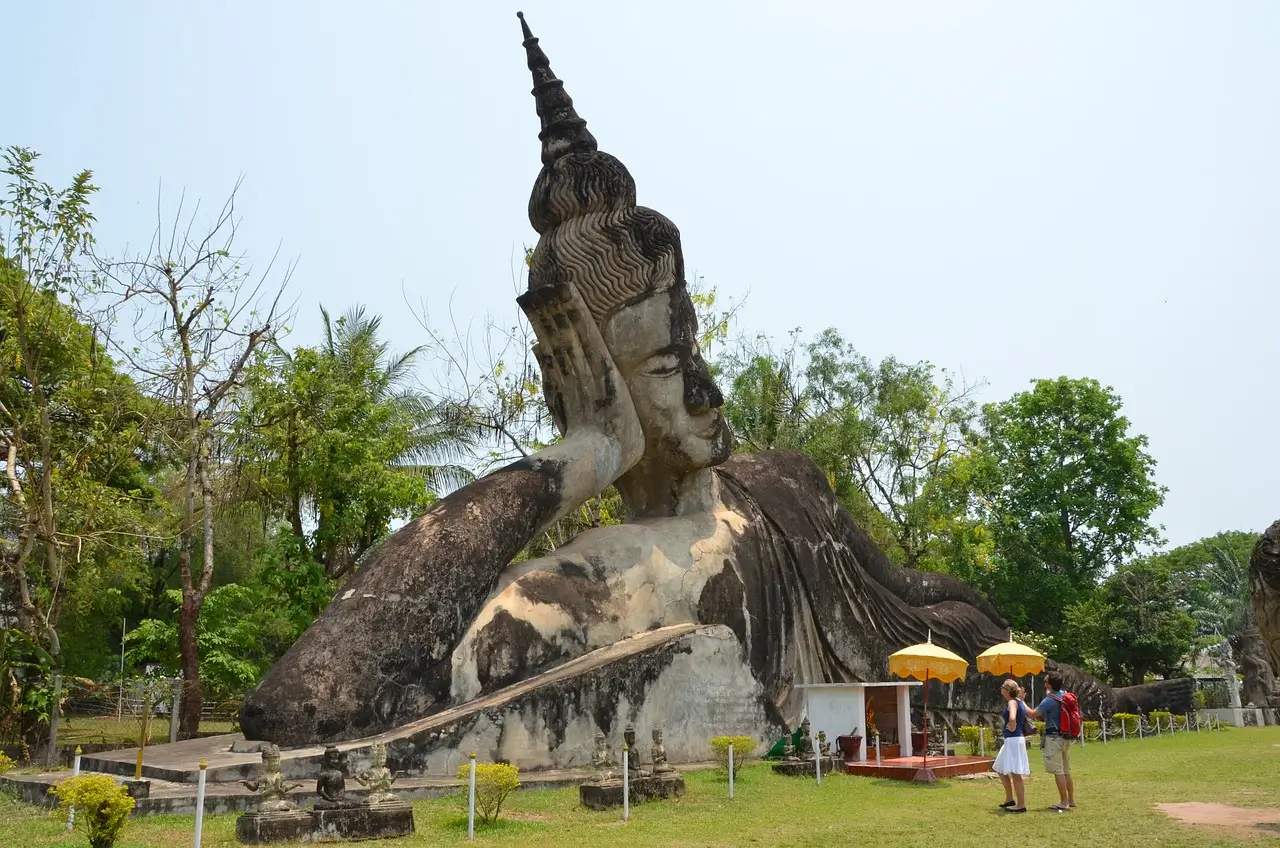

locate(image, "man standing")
(1027, 672), (1075, 812)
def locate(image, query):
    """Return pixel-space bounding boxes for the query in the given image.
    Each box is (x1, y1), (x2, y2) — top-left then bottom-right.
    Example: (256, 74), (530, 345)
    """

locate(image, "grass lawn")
(3, 727), (1277, 847)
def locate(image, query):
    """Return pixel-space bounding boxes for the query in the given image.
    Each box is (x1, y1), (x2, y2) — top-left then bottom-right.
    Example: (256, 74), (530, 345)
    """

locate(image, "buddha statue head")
(516, 13), (732, 512)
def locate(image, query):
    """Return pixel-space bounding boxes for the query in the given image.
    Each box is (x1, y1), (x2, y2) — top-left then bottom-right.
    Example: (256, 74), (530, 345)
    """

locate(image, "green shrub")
(0, 751), (16, 773)
(957, 725), (983, 756)
(1033, 720), (1046, 735)
(1111, 713), (1139, 734)
(50, 775), (134, 848)
(455, 761), (519, 824)
(1083, 720), (1099, 740)
(1150, 710), (1172, 730)
(710, 735), (755, 777)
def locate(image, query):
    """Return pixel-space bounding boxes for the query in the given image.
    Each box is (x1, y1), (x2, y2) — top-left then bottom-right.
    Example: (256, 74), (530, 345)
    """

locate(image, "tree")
(234, 305), (482, 579)
(1064, 556), (1196, 686)
(98, 184), (289, 735)
(977, 377), (1166, 634)
(1, 151), (157, 743)
(718, 328), (989, 575)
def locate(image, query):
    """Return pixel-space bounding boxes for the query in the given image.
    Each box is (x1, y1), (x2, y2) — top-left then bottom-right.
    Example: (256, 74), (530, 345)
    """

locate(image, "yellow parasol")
(976, 641), (1045, 679)
(888, 632), (968, 770)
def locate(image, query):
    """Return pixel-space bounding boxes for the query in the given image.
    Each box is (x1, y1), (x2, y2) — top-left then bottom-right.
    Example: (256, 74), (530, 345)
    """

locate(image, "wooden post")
(622, 746), (630, 822)
(193, 759), (207, 848)
(467, 753), (476, 839)
(170, 677), (181, 744)
(67, 746), (81, 830)
(45, 671), (63, 769)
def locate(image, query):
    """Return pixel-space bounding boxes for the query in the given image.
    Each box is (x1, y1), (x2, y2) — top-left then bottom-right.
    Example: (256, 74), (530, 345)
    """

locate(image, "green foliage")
(709, 735), (755, 777)
(50, 775), (134, 848)
(1010, 630), (1056, 659)
(976, 377), (1166, 636)
(0, 751), (15, 773)
(957, 725), (984, 756)
(1083, 720), (1099, 739)
(1149, 710), (1172, 728)
(1063, 557), (1196, 686)
(1111, 713), (1140, 734)
(234, 305), (482, 580)
(455, 761), (520, 824)
(124, 583), (286, 699)
(719, 328), (988, 575)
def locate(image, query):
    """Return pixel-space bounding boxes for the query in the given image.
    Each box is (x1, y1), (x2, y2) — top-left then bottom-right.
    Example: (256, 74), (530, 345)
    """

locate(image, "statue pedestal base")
(771, 757), (838, 777)
(579, 774), (685, 811)
(235, 811), (312, 844)
(234, 804), (414, 843)
(311, 803), (415, 842)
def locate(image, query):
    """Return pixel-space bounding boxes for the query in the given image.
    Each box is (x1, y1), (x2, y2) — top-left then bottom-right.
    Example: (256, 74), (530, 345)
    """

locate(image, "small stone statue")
(355, 743), (398, 805)
(799, 717), (815, 759)
(651, 725), (674, 775)
(590, 730), (617, 782)
(782, 736), (797, 761)
(314, 745), (358, 810)
(816, 730), (829, 758)
(241, 744), (301, 812)
(623, 724), (650, 777)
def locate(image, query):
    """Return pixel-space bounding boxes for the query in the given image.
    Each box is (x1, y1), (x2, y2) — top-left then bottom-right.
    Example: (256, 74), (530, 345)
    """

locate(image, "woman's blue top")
(1003, 700), (1026, 739)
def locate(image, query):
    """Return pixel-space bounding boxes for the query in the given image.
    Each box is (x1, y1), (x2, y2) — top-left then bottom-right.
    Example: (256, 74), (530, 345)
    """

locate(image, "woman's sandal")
(1049, 804), (1070, 812)
(999, 801), (1016, 808)
(1008, 807), (1027, 814)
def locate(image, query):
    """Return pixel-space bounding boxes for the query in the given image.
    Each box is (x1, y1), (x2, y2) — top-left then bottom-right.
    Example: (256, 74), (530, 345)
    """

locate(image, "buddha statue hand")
(519, 281), (644, 475)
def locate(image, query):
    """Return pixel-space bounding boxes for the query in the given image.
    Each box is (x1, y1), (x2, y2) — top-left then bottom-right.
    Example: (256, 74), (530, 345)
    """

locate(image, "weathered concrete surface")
(578, 775), (684, 810)
(234, 811), (312, 844)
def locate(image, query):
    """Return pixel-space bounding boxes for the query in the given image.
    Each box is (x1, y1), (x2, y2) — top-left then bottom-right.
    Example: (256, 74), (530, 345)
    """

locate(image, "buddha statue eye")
(643, 352), (681, 377)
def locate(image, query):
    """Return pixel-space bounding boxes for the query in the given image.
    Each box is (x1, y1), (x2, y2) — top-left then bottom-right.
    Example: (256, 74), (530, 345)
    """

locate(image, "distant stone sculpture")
(799, 718), (815, 760)
(239, 11), (1196, 758)
(1251, 520), (1280, 687)
(355, 744), (399, 806)
(651, 726), (674, 775)
(314, 746), (358, 811)
(782, 737), (797, 762)
(241, 745), (301, 813)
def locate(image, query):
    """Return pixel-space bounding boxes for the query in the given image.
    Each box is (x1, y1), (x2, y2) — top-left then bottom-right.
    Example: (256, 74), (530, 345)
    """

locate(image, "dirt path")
(1156, 802), (1280, 837)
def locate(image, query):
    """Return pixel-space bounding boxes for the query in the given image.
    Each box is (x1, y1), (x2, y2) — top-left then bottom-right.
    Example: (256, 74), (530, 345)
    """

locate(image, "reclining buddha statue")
(240, 14), (1191, 752)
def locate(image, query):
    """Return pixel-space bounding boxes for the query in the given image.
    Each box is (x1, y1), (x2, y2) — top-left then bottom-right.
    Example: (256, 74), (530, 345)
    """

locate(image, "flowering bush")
(710, 735), (755, 777)
(456, 761), (519, 824)
(50, 775), (134, 848)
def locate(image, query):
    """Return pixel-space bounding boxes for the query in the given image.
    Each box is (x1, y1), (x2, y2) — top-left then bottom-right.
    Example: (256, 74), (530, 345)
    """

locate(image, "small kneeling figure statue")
(355, 743), (399, 805)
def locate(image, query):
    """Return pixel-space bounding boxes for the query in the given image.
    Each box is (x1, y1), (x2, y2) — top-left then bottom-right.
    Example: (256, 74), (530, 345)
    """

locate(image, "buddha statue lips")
(238, 14), (1194, 749)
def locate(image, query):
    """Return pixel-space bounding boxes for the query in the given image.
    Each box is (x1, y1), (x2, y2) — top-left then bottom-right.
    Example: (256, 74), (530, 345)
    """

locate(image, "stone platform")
(235, 804), (414, 843)
(770, 757), (840, 778)
(844, 755), (996, 783)
(578, 774), (685, 810)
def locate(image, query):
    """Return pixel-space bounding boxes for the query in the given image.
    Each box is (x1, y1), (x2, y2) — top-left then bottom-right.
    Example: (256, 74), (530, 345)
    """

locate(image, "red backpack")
(1049, 692), (1083, 739)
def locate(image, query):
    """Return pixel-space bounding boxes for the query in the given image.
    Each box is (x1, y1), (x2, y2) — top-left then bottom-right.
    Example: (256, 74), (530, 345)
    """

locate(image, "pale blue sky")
(9, 2), (1277, 548)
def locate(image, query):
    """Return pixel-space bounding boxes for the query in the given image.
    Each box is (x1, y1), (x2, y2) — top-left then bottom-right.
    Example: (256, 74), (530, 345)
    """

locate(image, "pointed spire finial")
(516, 11), (598, 164)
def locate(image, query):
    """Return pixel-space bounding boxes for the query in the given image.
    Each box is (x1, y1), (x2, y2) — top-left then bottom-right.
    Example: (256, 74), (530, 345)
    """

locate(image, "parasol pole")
(923, 666), (929, 769)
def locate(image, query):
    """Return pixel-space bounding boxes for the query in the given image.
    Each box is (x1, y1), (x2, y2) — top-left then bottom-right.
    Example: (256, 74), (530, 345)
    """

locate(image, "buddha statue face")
(601, 285), (732, 474)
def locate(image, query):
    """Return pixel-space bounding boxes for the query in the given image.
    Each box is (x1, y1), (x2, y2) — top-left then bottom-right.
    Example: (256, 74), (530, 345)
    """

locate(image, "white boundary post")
(622, 746), (630, 821)
(875, 737), (881, 764)
(1122, 719), (1127, 741)
(978, 726), (985, 758)
(814, 736), (821, 784)
(1156, 716), (1162, 738)
(67, 746), (82, 830)
(193, 759), (207, 848)
(170, 677), (181, 744)
(1138, 719), (1144, 740)
(467, 753), (476, 839)
(942, 728), (948, 757)
(728, 743), (735, 799)
(1101, 719), (1107, 744)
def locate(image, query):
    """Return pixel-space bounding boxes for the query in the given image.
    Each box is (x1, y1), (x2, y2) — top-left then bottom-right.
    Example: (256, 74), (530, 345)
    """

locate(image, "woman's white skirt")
(993, 736), (1031, 775)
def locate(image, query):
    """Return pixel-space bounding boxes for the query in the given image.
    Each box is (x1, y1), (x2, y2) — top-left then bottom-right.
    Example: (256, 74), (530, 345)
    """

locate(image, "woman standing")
(993, 679), (1030, 812)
